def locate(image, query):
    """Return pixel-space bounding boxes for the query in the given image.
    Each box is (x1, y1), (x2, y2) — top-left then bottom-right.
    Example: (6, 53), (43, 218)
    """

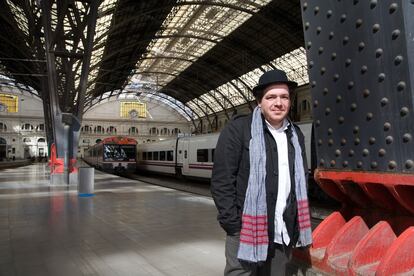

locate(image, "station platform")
(0, 164), (326, 276)
(0, 163), (226, 276)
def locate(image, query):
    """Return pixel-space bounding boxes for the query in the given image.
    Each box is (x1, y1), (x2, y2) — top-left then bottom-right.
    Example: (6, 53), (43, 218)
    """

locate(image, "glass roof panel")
(132, 0), (272, 89)
(191, 47), (308, 114)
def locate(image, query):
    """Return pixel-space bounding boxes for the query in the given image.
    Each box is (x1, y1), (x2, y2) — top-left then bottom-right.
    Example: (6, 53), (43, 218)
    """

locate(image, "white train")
(137, 121), (313, 179)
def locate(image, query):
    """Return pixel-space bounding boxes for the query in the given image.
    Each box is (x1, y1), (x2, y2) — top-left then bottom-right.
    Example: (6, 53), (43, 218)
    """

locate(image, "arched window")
(149, 127), (159, 135)
(301, 100), (310, 112)
(171, 128), (181, 135)
(36, 124), (45, 131)
(0, 137), (6, 144)
(37, 138), (46, 143)
(129, 127), (138, 135)
(21, 123), (34, 131)
(0, 123), (7, 132)
(95, 139), (102, 144)
(81, 125), (92, 133)
(160, 127), (169, 135)
(23, 138), (31, 143)
(94, 125), (104, 134)
(107, 126), (117, 134)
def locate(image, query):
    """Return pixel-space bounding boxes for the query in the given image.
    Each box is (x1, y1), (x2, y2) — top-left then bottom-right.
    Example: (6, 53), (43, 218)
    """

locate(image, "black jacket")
(210, 113), (308, 246)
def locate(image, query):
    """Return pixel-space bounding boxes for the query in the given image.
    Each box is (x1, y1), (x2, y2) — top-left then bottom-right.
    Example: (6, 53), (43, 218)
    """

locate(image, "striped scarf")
(237, 107), (312, 263)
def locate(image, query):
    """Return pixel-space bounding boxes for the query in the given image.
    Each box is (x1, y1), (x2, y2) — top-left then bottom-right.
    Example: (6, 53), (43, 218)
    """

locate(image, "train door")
(181, 138), (190, 176)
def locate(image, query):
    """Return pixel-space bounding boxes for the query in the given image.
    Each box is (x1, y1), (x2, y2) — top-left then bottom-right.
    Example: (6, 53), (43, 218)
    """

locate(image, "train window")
(160, 151), (166, 161)
(167, 150), (173, 161)
(197, 149), (208, 162)
(143, 152), (147, 160)
(153, 151), (159, 160)
(148, 152), (153, 160)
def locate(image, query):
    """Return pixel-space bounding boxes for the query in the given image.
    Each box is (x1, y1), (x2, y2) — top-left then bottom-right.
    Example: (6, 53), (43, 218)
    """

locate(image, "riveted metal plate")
(301, 0), (414, 173)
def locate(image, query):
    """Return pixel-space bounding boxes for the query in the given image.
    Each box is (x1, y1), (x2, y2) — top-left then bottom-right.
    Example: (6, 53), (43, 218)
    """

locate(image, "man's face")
(258, 83), (291, 128)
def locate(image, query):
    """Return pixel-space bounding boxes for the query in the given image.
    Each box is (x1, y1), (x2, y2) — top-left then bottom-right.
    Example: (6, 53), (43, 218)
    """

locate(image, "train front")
(102, 136), (137, 174)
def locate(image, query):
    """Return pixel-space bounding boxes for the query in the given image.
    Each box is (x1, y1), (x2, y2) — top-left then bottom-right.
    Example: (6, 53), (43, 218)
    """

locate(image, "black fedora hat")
(252, 69), (298, 96)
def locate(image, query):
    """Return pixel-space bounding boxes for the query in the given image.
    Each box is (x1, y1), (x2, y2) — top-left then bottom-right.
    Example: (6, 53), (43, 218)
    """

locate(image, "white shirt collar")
(265, 118), (290, 132)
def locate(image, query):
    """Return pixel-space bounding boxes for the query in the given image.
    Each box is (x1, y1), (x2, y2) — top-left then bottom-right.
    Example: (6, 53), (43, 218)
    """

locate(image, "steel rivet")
(345, 59), (352, 67)
(343, 36), (349, 45)
(384, 122), (391, 131)
(372, 23), (380, 33)
(328, 139), (334, 146)
(375, 48), (383, 58)
(405, 160), (414, 169)
(386, 136), (394, 144)
(343, 161), (348, 167)
(357, 161), (363, 168)
(379, 149), (386, 157)
(392, 29), (400, 40)
(341, 138), (347, 145)
(394, 55), (403, 65)
(305, 22), (310, 30)
(335, 149), (341, 156)
(380, 97), (389, 106)
(350, 103), (357, 111)
(340, 14), (347, 23)
(325, 108), (331, 115)
(397, 81), (406, 91)
(369, 137), (376, 145)
(363, 149), (369, 156)
(358, 42), (365, 51)
(363, 89), (370, 97)
(333, 74), (340, 82)
(370, 0), (378, 9)
(349, 150), (355, 157)
(403, 133), (412, 143)
(329, 32), (334, 40)
(323, 88), (329, 95)
(366, 112), (373, 121)
(336, 95), (342, 102)
(378, 73), (386, 82)
(331, 52), (337, 60)
(354, 138), (360, 145)
(353, 126), (359, 134)
(389, 3), (398, 13)
(388, 161), (397, 169)
(330, 160), (336, 167)
(400, 107), (409, 117)
(348, 81), (354, 89)
(318, 47), (324, 54)
(314, 6), (320, 14)
(371, 162), (378, 169)
(327, 10), (333, 18)
(313, 100), (319, 108)
(356, 19), (363, 28)
(338, 116), (345, 124)
(361, 65), (368, 74)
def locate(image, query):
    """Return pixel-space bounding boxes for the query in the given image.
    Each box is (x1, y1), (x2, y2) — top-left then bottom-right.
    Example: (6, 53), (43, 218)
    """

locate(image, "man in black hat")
(211, 69), (312, 275)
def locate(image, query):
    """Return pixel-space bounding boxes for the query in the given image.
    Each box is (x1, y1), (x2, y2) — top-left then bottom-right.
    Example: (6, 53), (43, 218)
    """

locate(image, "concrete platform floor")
(0, 164), (225, 276)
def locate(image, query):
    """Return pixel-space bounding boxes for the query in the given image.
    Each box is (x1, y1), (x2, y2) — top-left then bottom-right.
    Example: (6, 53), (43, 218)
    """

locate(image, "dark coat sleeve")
(210, 119), (244, 235)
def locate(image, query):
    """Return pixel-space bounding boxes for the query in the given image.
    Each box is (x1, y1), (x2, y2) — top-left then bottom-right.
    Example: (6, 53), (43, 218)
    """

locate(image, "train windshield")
(103, 145), (136, 161)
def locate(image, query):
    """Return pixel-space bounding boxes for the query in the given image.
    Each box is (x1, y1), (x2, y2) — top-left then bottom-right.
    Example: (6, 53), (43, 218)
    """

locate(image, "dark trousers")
(224, 234), (292, 276)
